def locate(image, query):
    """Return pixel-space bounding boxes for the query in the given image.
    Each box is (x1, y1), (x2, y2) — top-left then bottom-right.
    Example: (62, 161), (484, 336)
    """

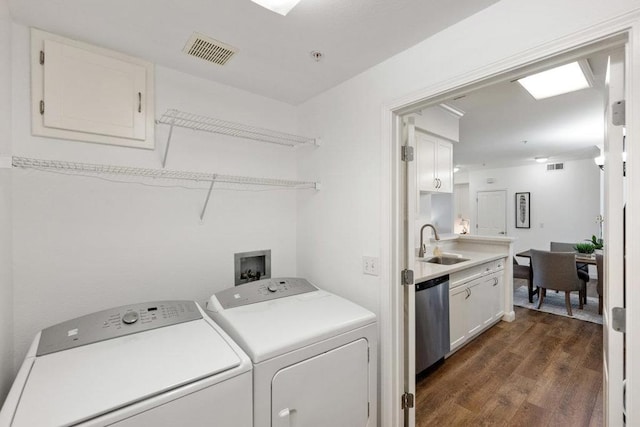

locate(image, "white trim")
(381, 9), (640, 427)
(624, 18), (640, 425)
(379, 106), (402, 426)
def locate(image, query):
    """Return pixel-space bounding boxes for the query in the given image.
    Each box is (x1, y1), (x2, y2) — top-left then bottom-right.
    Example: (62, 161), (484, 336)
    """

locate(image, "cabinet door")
(490, 274), (505, 321)
(44, 39), (147, 140)
(416, 132), (438, 192)
(466, 280), (487, 336)
(436, 140), (453, 193)
(449, 286), (469, 351)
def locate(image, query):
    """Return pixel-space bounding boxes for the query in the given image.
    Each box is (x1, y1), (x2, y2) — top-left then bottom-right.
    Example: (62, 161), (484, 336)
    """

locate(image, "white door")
(603, 49), (625, 426)
(476, 190), (506, 236)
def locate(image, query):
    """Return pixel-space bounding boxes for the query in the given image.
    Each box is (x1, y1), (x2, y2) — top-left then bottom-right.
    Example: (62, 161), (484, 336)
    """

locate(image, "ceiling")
(444, 51), (611, 171)
(9, 0), (499, 105)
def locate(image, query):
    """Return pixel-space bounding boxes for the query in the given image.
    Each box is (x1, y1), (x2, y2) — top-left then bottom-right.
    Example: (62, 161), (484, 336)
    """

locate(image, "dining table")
(515, 249), (597, 265)
(515, 249), (597, 302)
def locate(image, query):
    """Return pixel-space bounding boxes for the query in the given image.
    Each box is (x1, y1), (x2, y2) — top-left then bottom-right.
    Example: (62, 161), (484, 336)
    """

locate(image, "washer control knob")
(122, 311), (139, 325)
(267, 283), (279, 293)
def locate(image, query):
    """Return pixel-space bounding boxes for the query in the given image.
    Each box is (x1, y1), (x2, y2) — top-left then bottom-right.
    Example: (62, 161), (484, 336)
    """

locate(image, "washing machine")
(0, 300), (252, 427)
(206, 277), (377, 427)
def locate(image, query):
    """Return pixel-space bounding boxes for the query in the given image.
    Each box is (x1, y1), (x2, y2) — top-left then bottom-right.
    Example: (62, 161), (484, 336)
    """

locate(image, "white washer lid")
(210, 289), (376, 363)
(12, 319), (243, 427)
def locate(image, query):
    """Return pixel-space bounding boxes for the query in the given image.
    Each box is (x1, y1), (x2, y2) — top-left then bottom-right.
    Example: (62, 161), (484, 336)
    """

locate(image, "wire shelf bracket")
(156, 109), (321, 168)
(12, 156), (320, 219)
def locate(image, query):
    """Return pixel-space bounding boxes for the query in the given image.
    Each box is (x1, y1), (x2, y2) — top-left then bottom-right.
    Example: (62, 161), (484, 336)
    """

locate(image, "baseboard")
(502, 310), (516, 322)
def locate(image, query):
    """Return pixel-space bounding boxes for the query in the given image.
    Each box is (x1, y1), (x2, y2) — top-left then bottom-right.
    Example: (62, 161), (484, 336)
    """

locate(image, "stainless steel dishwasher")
(415, 274), (450, 374)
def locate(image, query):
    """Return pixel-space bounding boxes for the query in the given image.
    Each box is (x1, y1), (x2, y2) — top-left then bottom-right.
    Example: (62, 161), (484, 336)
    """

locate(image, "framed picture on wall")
(515, 192), (530, 229)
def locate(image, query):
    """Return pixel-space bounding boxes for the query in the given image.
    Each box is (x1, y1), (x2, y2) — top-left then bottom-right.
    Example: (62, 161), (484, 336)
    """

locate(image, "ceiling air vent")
(546, 163), (564, 171)
(183, 32), (237, 66)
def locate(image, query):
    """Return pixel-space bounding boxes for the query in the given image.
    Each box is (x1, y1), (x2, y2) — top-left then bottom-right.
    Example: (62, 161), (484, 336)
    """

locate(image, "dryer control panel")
(214, 277), (317, 309)
(36, 301), (202, 356)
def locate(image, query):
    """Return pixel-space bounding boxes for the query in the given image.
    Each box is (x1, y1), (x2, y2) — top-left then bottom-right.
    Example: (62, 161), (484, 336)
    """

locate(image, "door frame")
(476, 189), (507, 236)
(380, 14), (640, 427)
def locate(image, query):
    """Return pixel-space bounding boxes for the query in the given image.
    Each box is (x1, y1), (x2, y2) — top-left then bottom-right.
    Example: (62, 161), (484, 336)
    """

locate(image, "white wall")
(297, 0), (636, 312)
(295, 0), (638, 424)
(468, 159), (601, 255)
(9, 23), (305, 370)
(0, 0), (13, 405)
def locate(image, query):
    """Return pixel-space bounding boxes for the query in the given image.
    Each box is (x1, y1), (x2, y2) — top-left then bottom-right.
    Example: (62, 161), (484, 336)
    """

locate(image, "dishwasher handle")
(416, 274), (449, 292)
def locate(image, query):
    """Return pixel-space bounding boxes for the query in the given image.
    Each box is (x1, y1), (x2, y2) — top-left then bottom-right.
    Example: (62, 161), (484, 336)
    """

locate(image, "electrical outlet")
(363, 256), (379, 276)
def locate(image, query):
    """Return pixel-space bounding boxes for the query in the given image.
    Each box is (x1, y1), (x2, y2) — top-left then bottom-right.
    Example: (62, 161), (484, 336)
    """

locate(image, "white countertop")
(414, 249), (506, 283)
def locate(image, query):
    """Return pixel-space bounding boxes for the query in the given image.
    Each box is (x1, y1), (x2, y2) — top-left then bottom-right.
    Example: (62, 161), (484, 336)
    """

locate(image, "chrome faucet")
(419, 223), (440, 258)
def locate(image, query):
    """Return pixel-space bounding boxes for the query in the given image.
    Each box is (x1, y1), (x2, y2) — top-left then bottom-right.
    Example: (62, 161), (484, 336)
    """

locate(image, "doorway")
(389, 34), (631, 427)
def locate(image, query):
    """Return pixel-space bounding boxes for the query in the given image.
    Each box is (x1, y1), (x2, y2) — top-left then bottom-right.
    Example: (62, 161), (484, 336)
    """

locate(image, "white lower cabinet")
(449, 261), (505, 352)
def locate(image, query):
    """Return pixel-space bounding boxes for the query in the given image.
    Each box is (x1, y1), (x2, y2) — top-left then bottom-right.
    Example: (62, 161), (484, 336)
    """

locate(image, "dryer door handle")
(278, 408), (292, 426)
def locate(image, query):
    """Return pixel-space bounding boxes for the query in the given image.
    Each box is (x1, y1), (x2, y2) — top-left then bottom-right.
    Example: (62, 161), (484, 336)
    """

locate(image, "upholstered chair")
(530, 249), (588, 316)
(513, 257), (535, 302)
(550, 241), (590, 305)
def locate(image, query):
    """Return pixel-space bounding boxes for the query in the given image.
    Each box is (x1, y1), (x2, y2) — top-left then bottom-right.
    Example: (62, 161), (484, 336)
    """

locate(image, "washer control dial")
(267, 283), (279, 293)
(122, 311), (139, 325)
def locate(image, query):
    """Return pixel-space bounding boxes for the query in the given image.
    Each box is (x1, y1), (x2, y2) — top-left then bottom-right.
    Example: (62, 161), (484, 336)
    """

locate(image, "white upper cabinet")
(31, 29), (155, 149)
(416, 130), (453, 193)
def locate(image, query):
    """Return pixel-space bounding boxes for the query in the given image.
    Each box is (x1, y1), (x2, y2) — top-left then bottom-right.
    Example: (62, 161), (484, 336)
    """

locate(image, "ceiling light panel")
(517, 60), (593, 100)
(251, 0), (301, 16)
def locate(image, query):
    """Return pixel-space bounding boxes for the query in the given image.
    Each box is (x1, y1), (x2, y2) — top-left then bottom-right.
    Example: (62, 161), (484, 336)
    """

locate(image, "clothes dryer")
(206, 277), (377, 427)
(0, 301), (252, 427)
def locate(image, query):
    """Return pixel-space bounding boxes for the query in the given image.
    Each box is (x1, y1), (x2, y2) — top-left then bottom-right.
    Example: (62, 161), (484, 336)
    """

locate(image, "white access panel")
(31, 28), (155, 149)
(43, 39), (146, 140)
(271, 339), (369, 427)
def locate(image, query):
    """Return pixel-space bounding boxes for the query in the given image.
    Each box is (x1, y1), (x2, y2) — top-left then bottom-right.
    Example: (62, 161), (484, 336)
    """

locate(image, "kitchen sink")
(422, 255), (469, 265)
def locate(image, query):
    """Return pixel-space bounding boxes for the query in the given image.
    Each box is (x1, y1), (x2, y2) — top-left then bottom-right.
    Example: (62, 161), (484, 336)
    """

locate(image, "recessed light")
(251, 0), (301, 16)
(535, 157), (549, 163)
(517, 60), (593, 100)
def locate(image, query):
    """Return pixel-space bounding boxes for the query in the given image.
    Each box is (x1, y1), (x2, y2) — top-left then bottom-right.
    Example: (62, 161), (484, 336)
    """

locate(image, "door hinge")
(612, 307), (626, 333)
(401, 392), (415, 409)
(401, 269), (414, 286)
(39, 100), (45, 115)
(401, 146), (414, 162)
(612, 100), (625, 126)
(39, 50), (45, 65)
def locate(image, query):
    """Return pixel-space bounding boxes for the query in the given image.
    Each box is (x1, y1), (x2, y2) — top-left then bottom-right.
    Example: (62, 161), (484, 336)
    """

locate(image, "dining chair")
(530, 249), (588, 316)
(596, 254), (603, 315)
(513, 257), (535, 302)
(549, 241), (590, 305)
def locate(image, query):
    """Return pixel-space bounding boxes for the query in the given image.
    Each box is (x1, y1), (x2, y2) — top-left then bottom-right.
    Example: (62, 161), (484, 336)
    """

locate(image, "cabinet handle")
(438, 178), (442, 188)
(138, 92), (142, 113)
(493, 278), (498, 286)
(465, 288), (471, 299)
(434, 178), (438, 189)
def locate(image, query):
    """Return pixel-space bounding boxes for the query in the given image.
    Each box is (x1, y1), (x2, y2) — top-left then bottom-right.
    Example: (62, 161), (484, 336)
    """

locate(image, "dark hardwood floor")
(416, 306), (603, 426)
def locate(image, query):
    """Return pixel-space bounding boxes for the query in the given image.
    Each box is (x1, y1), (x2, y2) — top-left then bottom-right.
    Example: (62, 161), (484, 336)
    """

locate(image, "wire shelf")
(11, 156), (319, 189)
(157, 109), (319, 147)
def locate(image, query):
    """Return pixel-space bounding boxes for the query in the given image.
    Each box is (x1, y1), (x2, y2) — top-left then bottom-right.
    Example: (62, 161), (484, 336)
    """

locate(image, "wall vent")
(546, 163), (564, 171)
(183, 32), (237, 66)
